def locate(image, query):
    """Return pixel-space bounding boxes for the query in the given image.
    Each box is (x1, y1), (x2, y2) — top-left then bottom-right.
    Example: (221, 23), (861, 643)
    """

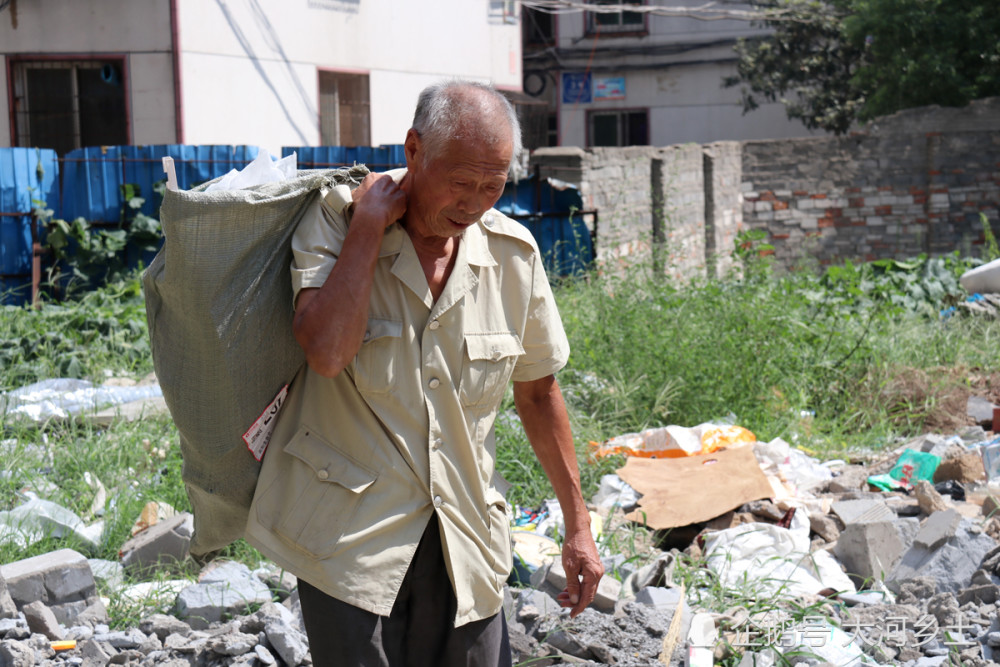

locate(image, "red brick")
(827, 208), (843, 217)
(793, 190), (809, 196)
(913, 195), (927, 204)
(773, 233), (791, 240)
(818, 218), (835, 228)
(806, 231), (822, 238)
(916, 218), (928, 224)
(849, 198), (865, 208)
(926, 132), (943, 137)
(773, 201), (789, 211)
(760, 191), (776, 201)
(928, 170), (942, 176)
(759, 249), (775, 257)
(811, 193), (828, 199)
(910, 187), (925, 195)
(878, 186), (893, 191)
(931, 188), (948, 193)
(875, 206), (892, 215)
(851, 221), (866, 227)
(952, 169), (965, 174)
(845, 187), (861, 194)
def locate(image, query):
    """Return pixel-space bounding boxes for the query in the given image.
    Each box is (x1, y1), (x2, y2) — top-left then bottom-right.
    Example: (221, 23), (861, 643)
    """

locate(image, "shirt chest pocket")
(459, 332), (525, 409)
(255, 425), (378, 559)
(354, 318), (403, 395)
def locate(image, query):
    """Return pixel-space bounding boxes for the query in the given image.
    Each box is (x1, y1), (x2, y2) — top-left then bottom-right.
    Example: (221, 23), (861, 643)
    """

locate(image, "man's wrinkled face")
(404, 128), (513, 241)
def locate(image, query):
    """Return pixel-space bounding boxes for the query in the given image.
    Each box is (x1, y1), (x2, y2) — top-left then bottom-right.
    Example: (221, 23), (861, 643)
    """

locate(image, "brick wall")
(530, 97), (1000, 277)
(741, 98), (1000, 267)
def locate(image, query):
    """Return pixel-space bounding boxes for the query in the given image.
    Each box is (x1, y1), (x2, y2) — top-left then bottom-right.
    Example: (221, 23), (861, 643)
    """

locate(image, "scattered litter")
(868, 448), (941, 491)
(0, 492), (102, 550)
(590, 422), (755, 459)
(1, 378), (163, 422)
(83, 472), (107, 518)
(591, 473), (641, 511)
(130, 501), (178, 537)
(203, 149), (297, 192)
(618, 446), (773, 530)
(702, 515), (856, 599)
(753, 437), (833, 496)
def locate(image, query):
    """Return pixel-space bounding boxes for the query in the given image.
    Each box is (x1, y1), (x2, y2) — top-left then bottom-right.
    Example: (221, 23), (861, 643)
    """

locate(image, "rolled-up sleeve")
(290, 185), (353, 303)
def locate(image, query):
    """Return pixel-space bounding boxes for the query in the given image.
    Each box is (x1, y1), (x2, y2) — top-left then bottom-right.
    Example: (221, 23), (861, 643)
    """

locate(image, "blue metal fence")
(1, 144), (590, 305)
(0, 148), (59, 304)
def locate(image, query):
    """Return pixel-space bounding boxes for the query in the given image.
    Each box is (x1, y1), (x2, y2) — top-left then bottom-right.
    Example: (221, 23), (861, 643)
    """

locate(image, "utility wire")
(518, 0), (799, 23)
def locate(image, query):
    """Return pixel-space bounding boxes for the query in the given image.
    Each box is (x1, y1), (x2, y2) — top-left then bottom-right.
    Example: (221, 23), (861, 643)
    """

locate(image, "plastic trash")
(702, 517), (856, 599)
(590, 422), (755, 459)
(868, 448), (940, 491)
(980, 436), (1000, 480)
(204, 148), (297, 192)
(591, 474), (641, 511)
(959, 256), (1000, 294)
(1, 378), (163, 422)
(0, 492), (102, 550)
(753, 437), (833, 494)
(687, 612), (717, 667)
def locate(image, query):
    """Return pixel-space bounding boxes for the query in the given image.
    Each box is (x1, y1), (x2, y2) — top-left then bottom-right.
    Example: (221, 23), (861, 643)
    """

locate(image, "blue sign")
(562, 72), (592, 104)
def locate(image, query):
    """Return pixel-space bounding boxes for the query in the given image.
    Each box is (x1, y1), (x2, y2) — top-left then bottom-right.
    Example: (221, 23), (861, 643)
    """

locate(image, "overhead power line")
(517, 0), (799, 23)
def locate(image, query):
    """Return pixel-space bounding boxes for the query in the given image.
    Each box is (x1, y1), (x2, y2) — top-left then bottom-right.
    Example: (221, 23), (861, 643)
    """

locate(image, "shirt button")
(483, 214), (494, 228)
(432, 438), (443, 450)
(428, 378), (440, 389)
(428, 320), (440, 331)
(317, 469), (329, 480)
(433, 495), (443, 508)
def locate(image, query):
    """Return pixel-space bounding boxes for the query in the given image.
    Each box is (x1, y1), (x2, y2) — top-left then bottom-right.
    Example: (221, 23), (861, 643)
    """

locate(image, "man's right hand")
(350, 172), (407, 230)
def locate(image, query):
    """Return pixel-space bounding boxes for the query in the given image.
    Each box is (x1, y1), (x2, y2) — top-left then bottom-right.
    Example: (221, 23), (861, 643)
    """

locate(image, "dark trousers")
(298, 515), (512, 667)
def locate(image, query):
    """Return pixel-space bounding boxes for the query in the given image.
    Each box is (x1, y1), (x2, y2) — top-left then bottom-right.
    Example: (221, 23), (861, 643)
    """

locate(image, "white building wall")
(0, 0), (175, 148)
(177, 0), (522, 154)
(547, 2), (820, 147)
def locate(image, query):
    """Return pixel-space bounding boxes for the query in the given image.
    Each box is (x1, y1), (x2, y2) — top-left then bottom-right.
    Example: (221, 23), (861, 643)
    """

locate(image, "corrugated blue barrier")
(0, 148), (59, 305)
(285, 145), (406, 170)
(497, 176), (593, 276)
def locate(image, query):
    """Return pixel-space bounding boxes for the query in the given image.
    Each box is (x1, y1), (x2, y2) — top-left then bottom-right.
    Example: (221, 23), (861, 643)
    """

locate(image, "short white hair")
(411, 80), (523, 172)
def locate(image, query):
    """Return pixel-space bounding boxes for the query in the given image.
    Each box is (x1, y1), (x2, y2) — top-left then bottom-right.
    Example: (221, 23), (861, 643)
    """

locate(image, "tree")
(726, 0), (1000, 134)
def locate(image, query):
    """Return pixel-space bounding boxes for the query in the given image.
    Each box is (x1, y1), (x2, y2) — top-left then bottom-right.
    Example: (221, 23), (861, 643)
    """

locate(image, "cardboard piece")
(618, 446), (773, 529)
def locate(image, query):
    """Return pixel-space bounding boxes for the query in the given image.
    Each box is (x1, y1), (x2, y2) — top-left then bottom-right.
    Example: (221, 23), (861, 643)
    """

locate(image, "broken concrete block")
(915, 480), (950, 515)
(831, 498), (896, 525)
(0, 639), (33, 667)
(915, 509), (963, 551)
(888, 518), (998, 594)
(633, 586), (681, 616)
(119, 512), (193, 574)
(934, 452), (985, 484)
(87, 559), (125, 593)
(0, 548), (97, 624)
(968, 396), (996, 427)
(827, 465), (871, 493)
(174, 562), (272, 629)
(809, 512), (841, 543)
(535, 558), (620, 612)
(139, 613), (193, 641)
(22, 600), (65, 640)
(516, 587), (562, 618)
(0, 570), (17, 620)
(264, 617), (309, 666)
(834, 520), (905, 584)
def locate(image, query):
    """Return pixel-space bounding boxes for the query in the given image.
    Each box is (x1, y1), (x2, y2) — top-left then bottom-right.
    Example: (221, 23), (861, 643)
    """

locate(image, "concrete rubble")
(6, 426), (1000, 665)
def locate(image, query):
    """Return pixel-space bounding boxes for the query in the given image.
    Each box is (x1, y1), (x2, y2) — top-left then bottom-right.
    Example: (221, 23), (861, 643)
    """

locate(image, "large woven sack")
(143, 166), (368, 556)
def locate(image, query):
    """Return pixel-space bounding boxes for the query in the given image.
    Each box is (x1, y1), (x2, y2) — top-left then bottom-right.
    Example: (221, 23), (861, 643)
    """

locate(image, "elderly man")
(245, 80), (603, 667)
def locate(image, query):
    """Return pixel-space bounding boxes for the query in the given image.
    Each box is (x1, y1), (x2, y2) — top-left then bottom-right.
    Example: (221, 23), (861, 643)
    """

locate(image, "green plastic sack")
(143, 166), (367, 557)
(890, 449), (941, 490)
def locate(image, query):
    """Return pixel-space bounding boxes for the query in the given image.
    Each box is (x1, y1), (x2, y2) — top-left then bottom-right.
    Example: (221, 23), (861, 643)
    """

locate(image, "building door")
(319, 71), (371, 147)
(11, 59), (128, 155)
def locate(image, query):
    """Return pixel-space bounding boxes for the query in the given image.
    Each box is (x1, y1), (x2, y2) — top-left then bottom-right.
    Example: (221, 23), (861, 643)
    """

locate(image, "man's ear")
(404, 128), (421, 168)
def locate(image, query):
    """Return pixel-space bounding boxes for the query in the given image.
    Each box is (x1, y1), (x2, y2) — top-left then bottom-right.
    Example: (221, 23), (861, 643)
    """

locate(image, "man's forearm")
(513, 375), (590, 530)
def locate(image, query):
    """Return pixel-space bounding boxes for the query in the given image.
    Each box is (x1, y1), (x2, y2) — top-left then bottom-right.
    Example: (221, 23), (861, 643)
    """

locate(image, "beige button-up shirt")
(245, 170), (569, 626)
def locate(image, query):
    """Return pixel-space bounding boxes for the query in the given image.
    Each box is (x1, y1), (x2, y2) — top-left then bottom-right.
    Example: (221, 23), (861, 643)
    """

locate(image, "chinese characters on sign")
(562, 72), (592, 104)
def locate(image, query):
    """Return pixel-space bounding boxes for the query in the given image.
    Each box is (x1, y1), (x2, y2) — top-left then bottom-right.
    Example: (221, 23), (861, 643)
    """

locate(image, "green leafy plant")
(34, 182), (163, 297)
(981, 212), (1000, 262)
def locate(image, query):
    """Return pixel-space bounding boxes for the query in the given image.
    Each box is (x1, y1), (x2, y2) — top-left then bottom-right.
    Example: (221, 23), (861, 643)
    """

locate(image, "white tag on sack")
(243, 384), (289, 461)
